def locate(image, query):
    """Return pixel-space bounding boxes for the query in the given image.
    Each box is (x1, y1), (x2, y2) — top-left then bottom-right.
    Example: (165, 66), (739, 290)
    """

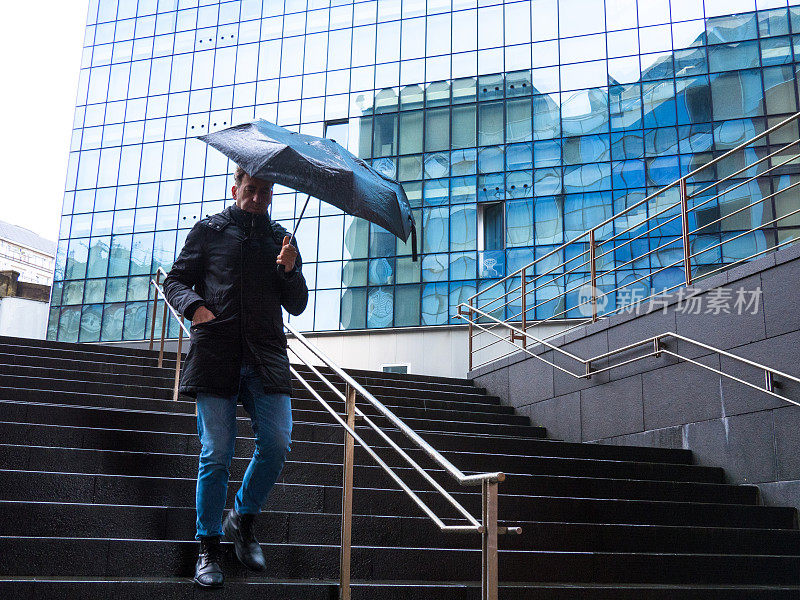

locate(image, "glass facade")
(50, 0), (800, 342)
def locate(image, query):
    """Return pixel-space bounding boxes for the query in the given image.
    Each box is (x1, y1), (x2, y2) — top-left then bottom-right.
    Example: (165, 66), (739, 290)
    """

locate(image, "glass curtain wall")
(50, 0), (800, 342)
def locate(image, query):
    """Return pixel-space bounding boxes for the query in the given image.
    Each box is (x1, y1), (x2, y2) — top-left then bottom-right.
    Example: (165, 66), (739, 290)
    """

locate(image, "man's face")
(232, 173), (273, 215)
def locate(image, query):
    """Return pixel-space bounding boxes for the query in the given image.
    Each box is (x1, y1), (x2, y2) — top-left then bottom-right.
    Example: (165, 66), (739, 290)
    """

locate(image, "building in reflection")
(50, 0), (800, 376)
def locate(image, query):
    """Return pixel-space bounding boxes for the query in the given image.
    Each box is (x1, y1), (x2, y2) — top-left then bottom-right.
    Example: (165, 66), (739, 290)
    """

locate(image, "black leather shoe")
(223, 508), (266, 571)
(194, 536), (224, 588)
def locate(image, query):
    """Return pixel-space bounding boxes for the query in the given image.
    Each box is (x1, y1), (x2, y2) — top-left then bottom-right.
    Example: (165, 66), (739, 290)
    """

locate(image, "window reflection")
(394, 284), (420, 326)
(421, 282), (448, 325)
(56, 1), (800, 339)
(367, 287), (393, 328)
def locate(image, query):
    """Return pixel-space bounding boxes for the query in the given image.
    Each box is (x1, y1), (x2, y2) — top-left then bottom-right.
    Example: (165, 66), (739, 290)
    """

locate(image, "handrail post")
(158, 301), (168, 368)
(468, 298), (474, 372)
(340, 384), (356, 600)
(520, 267), (527, 348)
(589, 230), (598, 322)
(172, 325), (183, 402)
(481, 479), (499, 600)
(149, 271), (161, 351)
(679, 176), (692, 285)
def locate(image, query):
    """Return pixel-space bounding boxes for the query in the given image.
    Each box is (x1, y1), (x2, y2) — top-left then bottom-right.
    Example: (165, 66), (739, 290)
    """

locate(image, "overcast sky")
(0, 2), (88, 242)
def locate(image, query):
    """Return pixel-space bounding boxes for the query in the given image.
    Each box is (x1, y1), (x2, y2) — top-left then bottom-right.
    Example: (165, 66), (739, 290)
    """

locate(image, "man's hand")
(277, 235), (298, 272)
(192, 305), (216, 326)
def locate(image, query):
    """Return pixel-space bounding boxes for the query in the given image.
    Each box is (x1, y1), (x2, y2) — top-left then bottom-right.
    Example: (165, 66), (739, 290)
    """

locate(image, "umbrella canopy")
(199, 119), (417, 258)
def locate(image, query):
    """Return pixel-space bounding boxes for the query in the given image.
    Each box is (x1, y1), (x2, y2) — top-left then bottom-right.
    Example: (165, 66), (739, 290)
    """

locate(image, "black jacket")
(164, 204), (308, 397)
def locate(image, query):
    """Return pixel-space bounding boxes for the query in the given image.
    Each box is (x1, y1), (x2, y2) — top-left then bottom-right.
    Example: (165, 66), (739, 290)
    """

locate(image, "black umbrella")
(199, 119), (417, 260)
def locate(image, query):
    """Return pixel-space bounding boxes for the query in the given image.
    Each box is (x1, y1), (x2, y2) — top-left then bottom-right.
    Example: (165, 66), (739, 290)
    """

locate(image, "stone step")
(0, 384), (521, 426)
(2, 578), (796, 600)
(0, 399), (548, 441)
(1, 537), (798, 584)
(0, 419), (693, 465)
(0, 443), (734, 491)
(1, 471), (791, 529)
(4, 502), (797, 554)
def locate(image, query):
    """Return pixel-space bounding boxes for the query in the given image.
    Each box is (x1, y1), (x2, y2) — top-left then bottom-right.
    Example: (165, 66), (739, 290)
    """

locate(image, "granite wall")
(470, 244), (800, 510)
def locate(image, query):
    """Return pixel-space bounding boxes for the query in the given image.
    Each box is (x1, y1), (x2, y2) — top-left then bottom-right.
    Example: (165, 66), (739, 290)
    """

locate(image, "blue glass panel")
(423, 178), (449, 205)
(564, 192), (613, 238)
(760, 36), (792, 66)
(123, 301), (148, 340)
(422, 207), (449, 253)
(478, 146), (505, 174)
(450, 252), (477, 280)
(762, 65), (798, 113)
(561, 89), (609, 136)
(394, 284), (420, 326)
(449, 204), (477, 252)
(533, 140), (561, 167)
(367, 287), (394, 328)
(368, 258), (394, 285)
(451, 176), (477, 204)
(642, 80), (677, 127)
(449, 282), (476, 324)
(340, 288), (366, 329)
(506, 142), (533, 170)
(674, 46), (708, 77)
(478, 173), (505, 202)
(451, 149), (477, 175)
(506, 170), (533, 198)
(533, 167), (562, 196)
(534, 196), (564, 245)
(127, 275), (150, 301)
(58, 306), (81, 342)
(63, 280), (84, 304)
(507, 248), (534, 273)
(315, 289), (341, 331)
(421, 282), (448, 325)
(533, 94), (560, 140)
(478, 250), (505, 279)
(369, 224), (395, 258)
(647, 156), (681, 186)
(612, 159), (646, 189)
(506, 198), (533, 248)
(563, 135), (610, 165)
(710, 70), (765, 120)
(708, 40), (760, 72)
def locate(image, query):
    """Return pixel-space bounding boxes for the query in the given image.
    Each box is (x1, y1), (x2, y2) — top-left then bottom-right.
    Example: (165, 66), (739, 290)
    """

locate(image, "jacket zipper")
(241, 213), (258, 364)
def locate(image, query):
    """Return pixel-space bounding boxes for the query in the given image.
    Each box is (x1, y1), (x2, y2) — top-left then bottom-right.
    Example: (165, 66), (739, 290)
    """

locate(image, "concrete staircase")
(0, 335), (798, 598)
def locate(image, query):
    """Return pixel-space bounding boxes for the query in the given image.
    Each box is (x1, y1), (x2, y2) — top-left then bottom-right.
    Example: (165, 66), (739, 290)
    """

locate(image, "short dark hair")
(234, 166), (273, 188)
(234, 165), (247, 186)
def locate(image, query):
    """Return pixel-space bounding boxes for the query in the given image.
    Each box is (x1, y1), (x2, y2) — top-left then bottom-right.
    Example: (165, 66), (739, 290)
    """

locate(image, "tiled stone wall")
(471, 244), (800, 510)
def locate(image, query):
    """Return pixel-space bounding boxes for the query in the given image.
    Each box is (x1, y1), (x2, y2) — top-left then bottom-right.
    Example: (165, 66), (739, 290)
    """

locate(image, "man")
(164, 166), (308, 588)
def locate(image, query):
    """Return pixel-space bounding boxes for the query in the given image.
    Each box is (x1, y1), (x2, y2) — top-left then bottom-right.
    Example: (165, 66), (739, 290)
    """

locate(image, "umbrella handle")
(277, 193), (312, 276)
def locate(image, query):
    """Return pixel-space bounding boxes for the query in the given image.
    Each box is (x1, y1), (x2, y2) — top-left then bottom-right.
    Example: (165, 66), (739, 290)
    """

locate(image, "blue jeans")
(195, 364), (292, 539)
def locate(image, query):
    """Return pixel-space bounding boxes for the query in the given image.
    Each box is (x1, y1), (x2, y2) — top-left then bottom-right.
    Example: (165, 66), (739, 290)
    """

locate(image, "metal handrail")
(462, 110), (800, 372)
(288, 352), (481, 527)
(148, 267), (188, 400)
(285, 322), (504, 486)
(457, 307), (800, 406)
(456, 304), (800, 408)
(147, 268), (518, 600)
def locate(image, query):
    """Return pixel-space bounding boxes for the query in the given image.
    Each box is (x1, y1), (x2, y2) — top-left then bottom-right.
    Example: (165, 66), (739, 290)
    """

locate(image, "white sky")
(0, 1), (88, 242)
